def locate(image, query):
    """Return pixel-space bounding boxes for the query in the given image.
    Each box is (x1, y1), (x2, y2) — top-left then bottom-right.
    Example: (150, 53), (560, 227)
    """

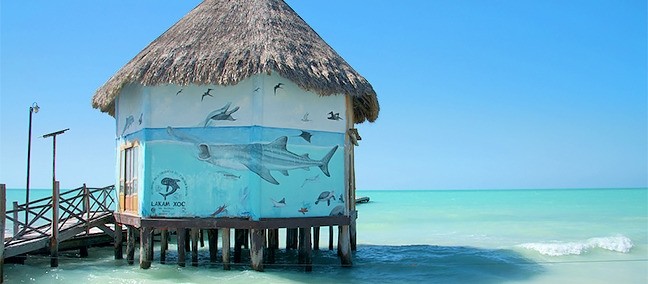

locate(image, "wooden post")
(298, 227), (313, 272)
(313, 227), (320, 251)
(126, 225), (136, 265)
(80, 183), (90, 258)
(191, 228), (199, 266)
(140, 227), (152, 269)
(50, 181), (60, 267)
(243, 229), (249, 249)
(12, 202), (19, 237)
(339, 225), (352, 267)
(200, 229), (205, 247)
(222, 228), (231, 270)
(160, 229), (168, 264)
(267, 228), (277, 264)
(286, 228), (298, 250)
(1, 184), (6, 283)
(114, 223), (123, 259)
(184, 229), (190, 252)
(350, 213), (357, 251)
(234, 229), (243, 263)
(328, 226), (334, 250)
(249, 228), (264, 271)
(207, 229), (218, 264)
(177, 227), (186, 267)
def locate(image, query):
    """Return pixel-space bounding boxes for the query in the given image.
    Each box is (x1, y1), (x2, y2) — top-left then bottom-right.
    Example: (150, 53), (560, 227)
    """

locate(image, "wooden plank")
(222, 228), (230, 270)
(130, 214), (350, 229)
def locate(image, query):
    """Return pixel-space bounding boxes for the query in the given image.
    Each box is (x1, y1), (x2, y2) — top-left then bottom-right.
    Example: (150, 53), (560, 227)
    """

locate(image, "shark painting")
(167, 127), (338, 185)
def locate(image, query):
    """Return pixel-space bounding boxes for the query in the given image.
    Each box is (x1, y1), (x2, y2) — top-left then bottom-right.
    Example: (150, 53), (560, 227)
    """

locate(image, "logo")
(151, 170), (188, 213)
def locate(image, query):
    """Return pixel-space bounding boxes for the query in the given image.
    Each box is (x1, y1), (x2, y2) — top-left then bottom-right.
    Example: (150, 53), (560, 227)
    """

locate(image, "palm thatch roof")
(92, 0), (379, 123)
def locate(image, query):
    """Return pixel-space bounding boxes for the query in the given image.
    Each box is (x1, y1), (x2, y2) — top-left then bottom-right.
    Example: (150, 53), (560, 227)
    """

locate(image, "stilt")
(160, 229), (168, 264)
(267, 228), (278, 264)
(287, 228), (298, 249)
(208, 229), (218, 264)
(200, 229), (205, 247)
(298, 227), (313, 272)
(1, 184), (6, 283)
(184, 229), (191, 252)
(243, 229), (249, 249)
(126, 225), (136, 265)
(140, 227), (152, 269)
(250, 229), (264, 271)
(313, 226), (320, 250)
(328, 226), (334, 250)
(191, 228), (199, 266)
(339, 225), (352, 267)
(222, 228), (231, 270)
(114, 223), (123, 259)
(177, 227), (186, 267)
(234, 229), (243, 263)
(350, 212), (357, 251)
(80, 246), (89, 258)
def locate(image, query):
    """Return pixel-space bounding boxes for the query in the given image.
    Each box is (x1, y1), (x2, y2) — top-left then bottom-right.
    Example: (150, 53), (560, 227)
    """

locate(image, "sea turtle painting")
(315, 190), (336, 206)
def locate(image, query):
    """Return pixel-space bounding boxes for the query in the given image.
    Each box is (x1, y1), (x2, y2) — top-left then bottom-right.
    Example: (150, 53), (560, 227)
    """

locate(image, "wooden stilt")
(1, 184), (6, 283)
(140, 227), (152, 269)
(243, 229), (249, 249)
(200, 229), (205, 247)
(249, 229), (264, 271)
(208, 229), (218, 264)
(350, 211), (357, 251)
(191, 228), (199, 266)
(339, 225), (352, 267)
(184, 229), (191, 252)
(328, 226), (334, 250)
(160, 229), (168, 264)
(222, 228), (231, 270)
(114, 223), (123, 259)
(313, 226), (320, 251)
(298, 227), (313, 272)
(287, 228), (298, 249)
(177, 227), (186, 267)
(267, 229), (277, 264)
(126, 226), (136, 265)
(234, 229), (243, 263)
(50, 181), (60, 268)
(80, 246), (89, 258)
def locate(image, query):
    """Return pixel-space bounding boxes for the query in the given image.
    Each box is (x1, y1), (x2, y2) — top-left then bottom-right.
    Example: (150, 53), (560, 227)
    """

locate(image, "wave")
(518, 235), (633, 256)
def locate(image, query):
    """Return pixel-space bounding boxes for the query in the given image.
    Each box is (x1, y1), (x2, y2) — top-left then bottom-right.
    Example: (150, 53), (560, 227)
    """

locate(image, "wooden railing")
(4, 183), (115, 247)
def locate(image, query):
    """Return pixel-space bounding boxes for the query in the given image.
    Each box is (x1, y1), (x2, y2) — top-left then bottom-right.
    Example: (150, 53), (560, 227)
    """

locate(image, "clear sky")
(1, 1), (646, 190)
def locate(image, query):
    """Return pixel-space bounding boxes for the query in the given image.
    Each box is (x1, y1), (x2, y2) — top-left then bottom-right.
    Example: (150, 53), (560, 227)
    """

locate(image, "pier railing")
(4, 184), (115, 247)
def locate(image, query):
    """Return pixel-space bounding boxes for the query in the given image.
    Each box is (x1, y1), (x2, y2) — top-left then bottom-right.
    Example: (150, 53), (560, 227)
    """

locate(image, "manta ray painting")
(167, 127), (338, 185)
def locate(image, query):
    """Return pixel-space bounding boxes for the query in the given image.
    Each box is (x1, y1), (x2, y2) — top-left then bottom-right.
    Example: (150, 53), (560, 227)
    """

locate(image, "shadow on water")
(273, 245), (544, 284)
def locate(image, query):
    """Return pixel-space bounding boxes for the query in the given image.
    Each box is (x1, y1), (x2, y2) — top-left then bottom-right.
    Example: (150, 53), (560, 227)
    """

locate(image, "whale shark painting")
(167, 127), (338, 185)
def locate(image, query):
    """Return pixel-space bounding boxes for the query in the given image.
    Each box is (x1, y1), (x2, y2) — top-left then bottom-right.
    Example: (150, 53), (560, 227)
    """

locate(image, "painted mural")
(116, 73), (348, 220)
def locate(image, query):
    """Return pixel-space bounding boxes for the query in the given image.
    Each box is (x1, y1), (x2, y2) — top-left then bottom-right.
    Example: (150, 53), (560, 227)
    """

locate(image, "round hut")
(92, 0), (379, 271)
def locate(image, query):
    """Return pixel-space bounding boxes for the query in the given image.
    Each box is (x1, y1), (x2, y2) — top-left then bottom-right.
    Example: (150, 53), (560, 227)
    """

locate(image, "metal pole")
(25, 108), (33, 228)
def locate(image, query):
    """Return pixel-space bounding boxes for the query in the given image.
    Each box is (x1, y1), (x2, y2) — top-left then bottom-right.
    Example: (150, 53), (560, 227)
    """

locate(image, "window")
(119, 142), (139, 213)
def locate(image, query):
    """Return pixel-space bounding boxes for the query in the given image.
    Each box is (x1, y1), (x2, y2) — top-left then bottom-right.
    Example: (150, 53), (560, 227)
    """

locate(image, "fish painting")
(329, 205), (344, 216)
(295, 130), (312, 143)
(271, 197), (286, 208)
(217, 171), (240, 180)
(203, 102), (240, 126)
(211, 204), (228, 217)
(315, 190), (336, 206)
(122, 115), (134, 136)
(239, 186), (249, 203)
(159, 177), (180, 200)
(167, 127), (338, 185)
(301, 174), (320, 188)
(327, 111), (342, 121)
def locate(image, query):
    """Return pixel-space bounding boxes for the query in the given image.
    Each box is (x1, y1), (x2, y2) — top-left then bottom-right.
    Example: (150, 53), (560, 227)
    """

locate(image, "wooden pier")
(0, 183), (118, 282)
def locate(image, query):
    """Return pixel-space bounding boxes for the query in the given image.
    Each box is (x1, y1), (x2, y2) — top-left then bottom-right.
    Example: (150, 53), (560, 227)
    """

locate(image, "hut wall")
(115, 73), (348, 220)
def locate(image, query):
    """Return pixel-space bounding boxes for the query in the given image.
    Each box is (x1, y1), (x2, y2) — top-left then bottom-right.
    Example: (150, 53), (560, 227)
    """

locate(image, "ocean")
(3, 188), (647, 283)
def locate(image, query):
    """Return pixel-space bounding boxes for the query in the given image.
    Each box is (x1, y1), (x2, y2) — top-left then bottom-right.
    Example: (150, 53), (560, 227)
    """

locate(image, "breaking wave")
(518, 235), (633, 256)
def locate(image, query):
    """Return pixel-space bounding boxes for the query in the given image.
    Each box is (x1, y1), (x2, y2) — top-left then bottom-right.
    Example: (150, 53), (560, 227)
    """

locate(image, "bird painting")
(175, 88), (183, 96)
(202, 88), (214, 101)
(327, 111), (342, 121)
(301, 113), (311, 122)
(273, 83), (284, 95)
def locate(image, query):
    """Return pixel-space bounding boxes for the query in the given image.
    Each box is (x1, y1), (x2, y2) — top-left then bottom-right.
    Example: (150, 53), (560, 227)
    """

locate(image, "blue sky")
(1, 1), (646, 190)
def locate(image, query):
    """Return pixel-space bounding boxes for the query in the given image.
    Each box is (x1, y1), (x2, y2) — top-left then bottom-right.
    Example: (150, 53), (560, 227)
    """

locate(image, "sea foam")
(518, 235), (633, 256)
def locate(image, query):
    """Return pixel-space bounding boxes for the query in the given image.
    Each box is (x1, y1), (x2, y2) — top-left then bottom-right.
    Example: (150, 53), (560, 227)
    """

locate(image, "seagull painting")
(201, 88), (214, 101)
(273, 83), (284, 95)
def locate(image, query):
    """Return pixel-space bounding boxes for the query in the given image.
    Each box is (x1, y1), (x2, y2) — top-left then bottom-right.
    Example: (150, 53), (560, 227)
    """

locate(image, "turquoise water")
(3, 188), (647, 283)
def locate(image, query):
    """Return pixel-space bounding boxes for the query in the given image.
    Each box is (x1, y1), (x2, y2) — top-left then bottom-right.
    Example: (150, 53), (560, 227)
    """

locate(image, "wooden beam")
(329, 226), (334, 250)
(222, 228), (230, 270)
(339, 225), (352, 267)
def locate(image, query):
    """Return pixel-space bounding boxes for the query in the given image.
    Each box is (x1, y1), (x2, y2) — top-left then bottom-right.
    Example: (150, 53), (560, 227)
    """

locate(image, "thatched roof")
(92, 0), (379, 123)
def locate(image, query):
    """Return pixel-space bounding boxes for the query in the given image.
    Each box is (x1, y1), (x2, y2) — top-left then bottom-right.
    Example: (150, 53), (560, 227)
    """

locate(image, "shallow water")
(3, 188), (647, 283)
